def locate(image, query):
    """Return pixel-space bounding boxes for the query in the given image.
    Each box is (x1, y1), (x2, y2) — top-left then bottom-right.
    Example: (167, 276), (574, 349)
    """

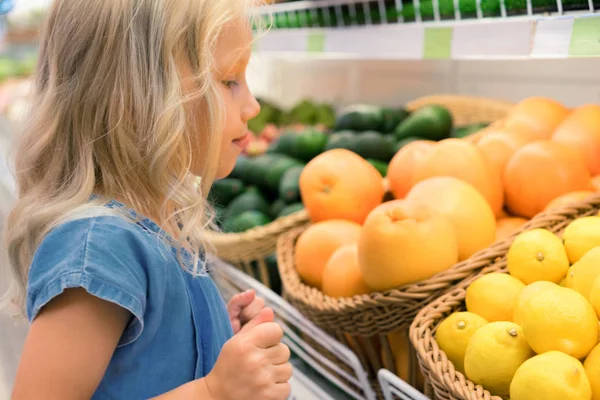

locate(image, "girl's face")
(182, 20), (260, 181)
(212, 21), (260, 179)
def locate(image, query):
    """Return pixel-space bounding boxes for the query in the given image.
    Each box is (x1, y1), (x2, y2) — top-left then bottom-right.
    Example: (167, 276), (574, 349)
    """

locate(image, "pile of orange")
(294, 97), (600, 302)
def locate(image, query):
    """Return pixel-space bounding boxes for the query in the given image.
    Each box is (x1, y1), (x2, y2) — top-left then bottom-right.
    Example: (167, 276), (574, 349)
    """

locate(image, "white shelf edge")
(252, 12), (600, 60)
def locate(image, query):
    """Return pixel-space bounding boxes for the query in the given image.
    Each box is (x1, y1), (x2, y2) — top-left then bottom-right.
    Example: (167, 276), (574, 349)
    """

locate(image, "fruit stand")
(3, 0), (600, 399)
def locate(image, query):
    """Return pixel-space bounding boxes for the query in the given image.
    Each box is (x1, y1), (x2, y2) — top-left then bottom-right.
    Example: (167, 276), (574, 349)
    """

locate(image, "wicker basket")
(409, 194), (600, 400)
(405, 94), (514, 127)
(274, 94), (514, 395)
(278, 223), (485, 388)
(206, 209), (309, 291)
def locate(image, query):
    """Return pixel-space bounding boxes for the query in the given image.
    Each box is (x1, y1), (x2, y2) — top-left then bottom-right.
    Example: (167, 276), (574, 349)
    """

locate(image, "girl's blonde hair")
(2, 0), (267, 316)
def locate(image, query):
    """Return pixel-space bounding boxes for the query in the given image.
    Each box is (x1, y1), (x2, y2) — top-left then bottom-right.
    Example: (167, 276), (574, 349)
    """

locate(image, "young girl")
(2, 1), (292, 399)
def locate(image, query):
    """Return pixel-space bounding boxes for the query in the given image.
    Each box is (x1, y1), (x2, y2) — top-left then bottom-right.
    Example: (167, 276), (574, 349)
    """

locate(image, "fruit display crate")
(252, 0), (600, 59)
(409, 194), (600, 400)
(378, 369), (429, 400)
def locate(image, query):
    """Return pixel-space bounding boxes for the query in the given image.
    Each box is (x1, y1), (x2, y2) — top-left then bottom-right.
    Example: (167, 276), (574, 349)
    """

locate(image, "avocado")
(393, 136), (425, 154)
(354, 131), (396, 162)
(451, 122), (489, 138)
(366, 159), (388, 177)
(292, 130), (328, 161)
(334, 104), (384, 132)
(381, 107), (411, 134)
(325, 131), (359, 153)
(264, 155), (304, 193)
(278, 202), (305, 217)
(223, 210), (272, 233)
(224, 188), (270, 221)
(230, 155), (251, 182)
(245, 154), (279, 187)
(279, 166), (304, 204)
(208, 178), (245, 207)
(270, 199), (287, 219)
(276, 130), (327, 162)
(395, 105), (453, 142)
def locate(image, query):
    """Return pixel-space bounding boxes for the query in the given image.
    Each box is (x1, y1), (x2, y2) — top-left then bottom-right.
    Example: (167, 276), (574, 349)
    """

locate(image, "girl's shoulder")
(26, 214), (173, 343)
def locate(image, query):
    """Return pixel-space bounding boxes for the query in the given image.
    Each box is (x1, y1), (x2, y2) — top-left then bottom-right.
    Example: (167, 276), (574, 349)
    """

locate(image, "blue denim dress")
(26, 200), (234, 399)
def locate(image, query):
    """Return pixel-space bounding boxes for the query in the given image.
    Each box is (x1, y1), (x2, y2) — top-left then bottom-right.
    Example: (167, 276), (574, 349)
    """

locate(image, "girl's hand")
(206, 307), (292, 400)
(226, 289), (266, 334)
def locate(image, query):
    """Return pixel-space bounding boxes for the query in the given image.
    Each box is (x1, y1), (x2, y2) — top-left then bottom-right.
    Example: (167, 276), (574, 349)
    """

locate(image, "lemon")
(513, 280), (556, 326)
(584, 343), (600, 400)
(519, 283), (598, 359)
(591, 277), (600, 319)
(435, 312), (488, 375)
(465, 273), (525, 322)
(510, 351), (592, 400)
(464, 321), (532, 397)
(563, 216), (600, 264)
(507, 228), (569, 284)
(566, 247), (600, 299)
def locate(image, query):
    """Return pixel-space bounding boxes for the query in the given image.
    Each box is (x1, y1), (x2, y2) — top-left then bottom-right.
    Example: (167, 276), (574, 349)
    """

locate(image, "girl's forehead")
(213, 20), (252, 74)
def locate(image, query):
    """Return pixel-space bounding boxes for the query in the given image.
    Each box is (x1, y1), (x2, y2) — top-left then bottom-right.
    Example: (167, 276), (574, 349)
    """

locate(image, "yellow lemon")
(519, 283), (598, 359)
(513, 280), (556, 326)
(435, 312), (488, 375)
(563, 216), (600, 263)
(465, 273), (525, 322)
(510, 351), (592, 400)
(584, 344), (600, 400)
(507, 228), (569, 284)
(566, 247), (600, 299)
(590, 277), (600, 319)
(464, 321), (533, 397)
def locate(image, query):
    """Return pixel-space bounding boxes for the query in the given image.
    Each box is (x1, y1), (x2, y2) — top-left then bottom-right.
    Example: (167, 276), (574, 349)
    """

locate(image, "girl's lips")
(233, 132), (252, 150)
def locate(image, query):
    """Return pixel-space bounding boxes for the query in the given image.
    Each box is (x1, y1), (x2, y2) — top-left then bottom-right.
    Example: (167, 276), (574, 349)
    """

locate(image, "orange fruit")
(294, 220), (362, 289)
(496, 217), (528, 242)
(544, 191), (596, 212)
(412, 138), (504, 217)
(358, 199), (458, 291)
(407, 177), (496, 261)
(498, 208), (512, 219)
(552, 104), (600, 175)
(591, 175), (600, 192)
(299, 149), (385, 224)
(476, 129), (532, 181)
(385, 330), (424, 389)
(322, 245), (371, 298)
(503, 97), (570, 141)
(387, 140), (435, 199)
(504, 141), (591, 219)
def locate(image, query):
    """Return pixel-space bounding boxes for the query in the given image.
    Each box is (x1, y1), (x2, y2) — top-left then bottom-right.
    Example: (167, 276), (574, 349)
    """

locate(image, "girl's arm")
(12, 288), (213, 400)
(13, 288), (290, 400)
(13, 288), (131, 399)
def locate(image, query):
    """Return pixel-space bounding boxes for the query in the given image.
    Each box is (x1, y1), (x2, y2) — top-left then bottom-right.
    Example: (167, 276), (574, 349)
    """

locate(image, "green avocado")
(395, 105), (453, 142)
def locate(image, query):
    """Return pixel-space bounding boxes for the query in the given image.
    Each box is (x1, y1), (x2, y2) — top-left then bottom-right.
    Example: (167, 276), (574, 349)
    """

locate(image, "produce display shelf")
(212, 259), (385, 400)
(253, 12), (600, 59)
(378, 370), (428, 400)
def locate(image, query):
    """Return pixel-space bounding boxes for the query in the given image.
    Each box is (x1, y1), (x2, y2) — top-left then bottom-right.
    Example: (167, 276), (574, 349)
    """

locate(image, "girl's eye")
(222, 80), (239, 89)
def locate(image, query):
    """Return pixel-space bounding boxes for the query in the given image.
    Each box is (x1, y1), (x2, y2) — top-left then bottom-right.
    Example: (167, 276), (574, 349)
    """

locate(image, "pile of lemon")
(436, 215), (600, 400)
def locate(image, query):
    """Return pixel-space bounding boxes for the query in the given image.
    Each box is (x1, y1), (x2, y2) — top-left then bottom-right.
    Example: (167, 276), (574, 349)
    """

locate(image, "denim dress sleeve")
(26, 216), (150, 346)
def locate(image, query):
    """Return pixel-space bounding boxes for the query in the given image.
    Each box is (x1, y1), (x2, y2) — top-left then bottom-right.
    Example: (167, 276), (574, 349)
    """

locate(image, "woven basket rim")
(405, 94), (515, 112)
(409, 193), (600, 400)
(206, 209), (309, 243)
(277, 211), (539, 319)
